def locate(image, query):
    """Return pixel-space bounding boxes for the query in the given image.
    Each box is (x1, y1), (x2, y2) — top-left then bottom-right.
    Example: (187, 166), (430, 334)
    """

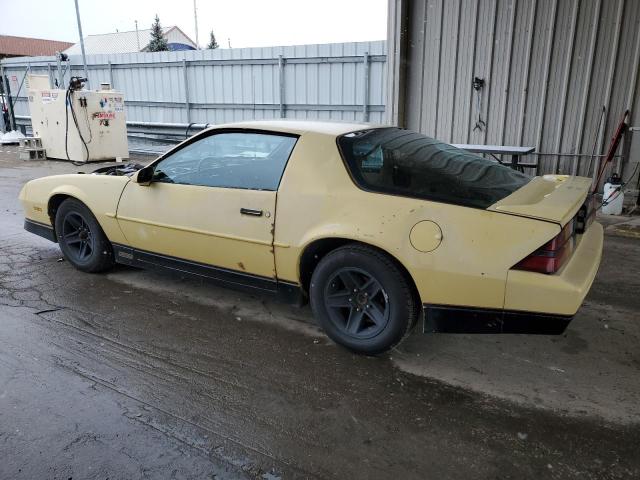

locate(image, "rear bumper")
(24, 218), (57, 242)
(423, 221), (603, 334)
(504, 221), (604, 316)
(424, 305), (572, 334)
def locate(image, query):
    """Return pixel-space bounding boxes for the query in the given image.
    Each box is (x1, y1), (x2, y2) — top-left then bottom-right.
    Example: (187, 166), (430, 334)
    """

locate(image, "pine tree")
(148, 15), (169, 52)
(207, 30), (219, 49)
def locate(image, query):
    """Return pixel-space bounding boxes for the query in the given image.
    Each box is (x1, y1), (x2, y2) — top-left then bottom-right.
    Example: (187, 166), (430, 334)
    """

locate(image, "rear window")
(337, 128), (531, 209)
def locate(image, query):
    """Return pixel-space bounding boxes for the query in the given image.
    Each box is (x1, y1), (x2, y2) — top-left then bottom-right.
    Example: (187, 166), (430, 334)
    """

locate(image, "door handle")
(240, 208), (263, 217)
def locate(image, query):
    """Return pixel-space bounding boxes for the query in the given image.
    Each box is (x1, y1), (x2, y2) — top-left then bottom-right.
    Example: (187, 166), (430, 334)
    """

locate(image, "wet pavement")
(1, 146), (639, 479)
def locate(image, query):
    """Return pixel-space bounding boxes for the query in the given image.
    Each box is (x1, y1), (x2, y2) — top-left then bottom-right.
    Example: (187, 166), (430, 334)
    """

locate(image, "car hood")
(487, 175), (592, 226)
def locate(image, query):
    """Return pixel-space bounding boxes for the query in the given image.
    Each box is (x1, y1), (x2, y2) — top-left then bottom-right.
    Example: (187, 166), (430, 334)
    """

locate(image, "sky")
(0, 0), (388, 48)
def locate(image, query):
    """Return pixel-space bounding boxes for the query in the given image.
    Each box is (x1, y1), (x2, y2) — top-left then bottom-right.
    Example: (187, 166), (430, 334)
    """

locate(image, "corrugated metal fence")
(387, 0), (640, 182)
(1, 41), (387, 134)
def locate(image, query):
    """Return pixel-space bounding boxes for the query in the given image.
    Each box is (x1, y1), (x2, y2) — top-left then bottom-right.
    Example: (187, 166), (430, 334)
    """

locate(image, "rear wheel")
(54, 198), (115, 273)
(310, 244), (418, 355)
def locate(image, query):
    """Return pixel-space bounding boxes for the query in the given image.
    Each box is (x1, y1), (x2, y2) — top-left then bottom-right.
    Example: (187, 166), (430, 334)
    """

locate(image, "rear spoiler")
(487, 175), (591, 226)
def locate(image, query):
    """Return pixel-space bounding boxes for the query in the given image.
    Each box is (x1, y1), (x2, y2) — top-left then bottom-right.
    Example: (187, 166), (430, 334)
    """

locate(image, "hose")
(64, 77), (90, 166)
(185, 122), (196, 139)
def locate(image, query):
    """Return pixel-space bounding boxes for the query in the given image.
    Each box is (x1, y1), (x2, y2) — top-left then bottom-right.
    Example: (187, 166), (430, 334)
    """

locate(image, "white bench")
(452, 144), (537, 174)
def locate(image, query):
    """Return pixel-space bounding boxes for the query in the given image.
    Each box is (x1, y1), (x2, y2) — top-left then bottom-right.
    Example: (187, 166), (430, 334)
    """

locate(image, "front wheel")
(309, 244), (418, 355)
(54, 198), (115, 273)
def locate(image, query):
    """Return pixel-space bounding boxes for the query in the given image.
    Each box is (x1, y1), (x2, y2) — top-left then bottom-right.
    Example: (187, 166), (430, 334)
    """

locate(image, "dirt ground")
(1, 145), (639, 479)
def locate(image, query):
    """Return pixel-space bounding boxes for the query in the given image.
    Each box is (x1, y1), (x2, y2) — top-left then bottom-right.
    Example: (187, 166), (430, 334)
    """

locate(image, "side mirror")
(135, 166), (154, 185)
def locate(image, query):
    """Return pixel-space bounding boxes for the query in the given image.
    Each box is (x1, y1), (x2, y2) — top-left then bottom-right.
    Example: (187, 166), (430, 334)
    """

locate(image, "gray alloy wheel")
(323, 267), (391, 340)
(310, 244), (418, 355)
(55, 198), (115, 273)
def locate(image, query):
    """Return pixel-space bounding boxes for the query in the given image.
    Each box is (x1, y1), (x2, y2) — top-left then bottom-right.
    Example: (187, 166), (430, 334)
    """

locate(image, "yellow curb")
(607, 224), (640, 239)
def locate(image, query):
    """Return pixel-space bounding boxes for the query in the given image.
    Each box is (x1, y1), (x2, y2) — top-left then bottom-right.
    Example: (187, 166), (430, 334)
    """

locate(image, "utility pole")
(73, 0), (89, 87)
(135, 20), (140, 51)
(193, 0), (200, 49)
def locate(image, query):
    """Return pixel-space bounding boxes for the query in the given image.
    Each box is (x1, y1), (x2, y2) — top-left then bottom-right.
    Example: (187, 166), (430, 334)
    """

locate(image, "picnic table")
(452, 144), (537, 174)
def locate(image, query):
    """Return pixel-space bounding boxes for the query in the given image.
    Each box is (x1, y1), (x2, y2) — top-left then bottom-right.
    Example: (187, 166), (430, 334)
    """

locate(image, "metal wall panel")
(390, 0), (640, 182)
(1, 41), (387, 127)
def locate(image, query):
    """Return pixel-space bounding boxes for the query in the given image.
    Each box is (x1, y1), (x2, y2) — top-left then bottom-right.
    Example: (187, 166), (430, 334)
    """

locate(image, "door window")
(152, 132), (298, 190)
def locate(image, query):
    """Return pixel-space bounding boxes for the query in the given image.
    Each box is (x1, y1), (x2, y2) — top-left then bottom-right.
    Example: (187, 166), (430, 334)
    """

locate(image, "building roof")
(64, 26), (196, 55)
(0, 35), (73, 57)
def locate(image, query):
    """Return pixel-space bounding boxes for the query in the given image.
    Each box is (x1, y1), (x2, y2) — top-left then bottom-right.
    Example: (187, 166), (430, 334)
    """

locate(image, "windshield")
(337, 128), (531, 209)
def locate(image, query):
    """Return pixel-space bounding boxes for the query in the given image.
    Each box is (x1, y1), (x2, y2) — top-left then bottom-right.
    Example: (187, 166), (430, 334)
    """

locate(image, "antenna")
(135, 20), (140, 51)
(134, 20), (140, 51)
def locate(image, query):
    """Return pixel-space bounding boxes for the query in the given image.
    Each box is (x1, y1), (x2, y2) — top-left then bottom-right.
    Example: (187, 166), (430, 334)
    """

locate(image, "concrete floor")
(1, 146), (639, 479)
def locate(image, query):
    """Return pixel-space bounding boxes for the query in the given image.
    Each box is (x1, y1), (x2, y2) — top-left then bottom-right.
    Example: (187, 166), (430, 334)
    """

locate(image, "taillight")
(514, 222), (575, 274)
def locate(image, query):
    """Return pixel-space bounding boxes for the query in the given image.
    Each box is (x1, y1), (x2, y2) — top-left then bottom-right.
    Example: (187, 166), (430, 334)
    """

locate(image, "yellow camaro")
(19, 121), (603, 354)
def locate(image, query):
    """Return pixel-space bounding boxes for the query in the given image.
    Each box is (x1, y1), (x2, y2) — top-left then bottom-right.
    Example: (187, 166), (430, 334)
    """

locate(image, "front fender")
(20, 174), (131, 244)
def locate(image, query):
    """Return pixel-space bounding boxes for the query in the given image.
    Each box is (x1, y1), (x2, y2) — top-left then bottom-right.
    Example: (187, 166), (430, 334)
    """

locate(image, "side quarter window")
(152, 132), (298, 190)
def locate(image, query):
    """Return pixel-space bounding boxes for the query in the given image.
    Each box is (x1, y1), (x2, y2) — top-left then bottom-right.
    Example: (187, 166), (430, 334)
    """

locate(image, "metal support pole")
(56, 52), (64, 88)
(182, 59), (191, 123)
(0, 63), (8, 132)
(108, 61), (114, 88)
(362, 52), (370, 122)
(618, 128), (631, 177)
(3, 73), (16, 131)
(278, 55), (285, 118)
(47, 63), (53, 88)
(74, 0), (90, 86)
(193, 0), (200, 49)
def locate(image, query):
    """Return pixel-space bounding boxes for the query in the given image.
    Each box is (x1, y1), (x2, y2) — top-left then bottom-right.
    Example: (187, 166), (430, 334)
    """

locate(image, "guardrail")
(13, 115), (202, 155)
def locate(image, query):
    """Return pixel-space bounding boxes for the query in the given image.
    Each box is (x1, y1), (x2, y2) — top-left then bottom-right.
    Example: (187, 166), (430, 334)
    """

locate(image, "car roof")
(209, 120), (379, 137)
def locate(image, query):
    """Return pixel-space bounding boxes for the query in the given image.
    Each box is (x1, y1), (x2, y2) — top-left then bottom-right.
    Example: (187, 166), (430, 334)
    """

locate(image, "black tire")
(309, 244), (419, 355)
(54, 198), (115, 273)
